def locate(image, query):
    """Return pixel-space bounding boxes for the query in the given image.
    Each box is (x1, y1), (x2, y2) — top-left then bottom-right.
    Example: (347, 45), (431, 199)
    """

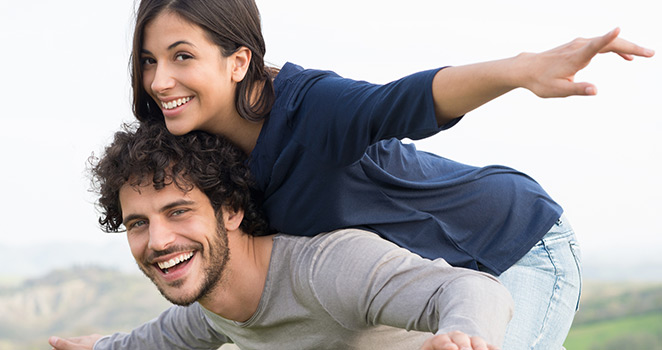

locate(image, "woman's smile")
(160, 96), (193, 110)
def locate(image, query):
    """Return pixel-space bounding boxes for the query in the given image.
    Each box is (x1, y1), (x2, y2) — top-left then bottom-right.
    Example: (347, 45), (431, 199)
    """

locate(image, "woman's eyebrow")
(141, 40), (196, 55)
(168, 40), (196, 50)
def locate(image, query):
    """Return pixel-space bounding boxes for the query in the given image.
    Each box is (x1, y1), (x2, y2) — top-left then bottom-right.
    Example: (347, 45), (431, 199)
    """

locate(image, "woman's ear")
(222, 206), (245, 232)
(229, 47), (252, 83)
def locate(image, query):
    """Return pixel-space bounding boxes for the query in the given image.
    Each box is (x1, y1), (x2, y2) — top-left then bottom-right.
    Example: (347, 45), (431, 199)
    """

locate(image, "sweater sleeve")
(306, 229), (513, 347)
(93, 304), (230, 350)
(278, 64), (456, 165)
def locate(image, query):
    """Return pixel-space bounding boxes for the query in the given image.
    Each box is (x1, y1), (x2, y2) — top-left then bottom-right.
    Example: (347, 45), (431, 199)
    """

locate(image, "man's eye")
(130, 220), (147, 229)
(172, 209), (188, 216)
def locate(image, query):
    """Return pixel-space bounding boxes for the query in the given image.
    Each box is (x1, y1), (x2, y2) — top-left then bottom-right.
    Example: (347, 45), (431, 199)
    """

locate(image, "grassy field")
(562, 281), (662, 350)
(564, 313), (662, 350)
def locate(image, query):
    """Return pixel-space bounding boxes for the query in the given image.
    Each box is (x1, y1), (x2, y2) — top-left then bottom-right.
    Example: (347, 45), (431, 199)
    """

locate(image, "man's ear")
(222, 206), (245, 232)
(229, 47), (252, 83)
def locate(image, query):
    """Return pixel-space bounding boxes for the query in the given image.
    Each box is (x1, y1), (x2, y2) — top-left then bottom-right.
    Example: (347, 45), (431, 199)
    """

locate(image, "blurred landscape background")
(1, 264), (661, 349)
(1, 0), (660, 348)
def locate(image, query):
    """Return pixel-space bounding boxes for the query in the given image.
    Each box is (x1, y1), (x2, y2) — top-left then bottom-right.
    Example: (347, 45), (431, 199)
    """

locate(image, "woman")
(130, 0), (654, 348)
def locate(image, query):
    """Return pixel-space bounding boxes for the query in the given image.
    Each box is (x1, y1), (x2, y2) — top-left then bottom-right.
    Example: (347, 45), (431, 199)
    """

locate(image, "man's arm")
(432, 28), (655, 125)
(49, 304), (230, 350)
(307, 229), (513, 348)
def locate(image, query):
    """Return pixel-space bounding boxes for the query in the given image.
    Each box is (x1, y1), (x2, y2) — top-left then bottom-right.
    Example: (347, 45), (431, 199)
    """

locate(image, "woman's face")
(141, 11), (241, 135)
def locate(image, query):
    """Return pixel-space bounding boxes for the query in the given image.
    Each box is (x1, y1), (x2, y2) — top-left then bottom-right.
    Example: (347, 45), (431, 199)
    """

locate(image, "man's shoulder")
(272, 229), (406, 278)
(274, 229), (395, 253)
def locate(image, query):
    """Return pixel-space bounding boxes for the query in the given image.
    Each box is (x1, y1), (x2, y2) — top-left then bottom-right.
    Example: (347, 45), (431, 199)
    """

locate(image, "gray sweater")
(95, 229), (513, 349)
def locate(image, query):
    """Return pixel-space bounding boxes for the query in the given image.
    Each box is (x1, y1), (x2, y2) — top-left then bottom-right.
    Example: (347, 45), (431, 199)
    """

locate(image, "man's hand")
(521, 27), (655, 98)
(49, 334), (103, 350)
(421, 331), (498, 350)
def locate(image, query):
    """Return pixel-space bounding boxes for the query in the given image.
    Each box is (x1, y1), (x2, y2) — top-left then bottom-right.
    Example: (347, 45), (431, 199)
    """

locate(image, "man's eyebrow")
(141, 40), (196, 56)
(122, 199), (197, 224)
(161, 199), (196, 212)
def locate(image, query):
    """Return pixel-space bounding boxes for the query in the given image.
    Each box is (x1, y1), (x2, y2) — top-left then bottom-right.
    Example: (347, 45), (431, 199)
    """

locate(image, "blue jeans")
(483, 215), (582, 350)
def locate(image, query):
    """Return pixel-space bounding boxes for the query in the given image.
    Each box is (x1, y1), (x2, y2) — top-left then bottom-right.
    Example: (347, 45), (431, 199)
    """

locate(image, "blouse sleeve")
(279, 65), (456, 165)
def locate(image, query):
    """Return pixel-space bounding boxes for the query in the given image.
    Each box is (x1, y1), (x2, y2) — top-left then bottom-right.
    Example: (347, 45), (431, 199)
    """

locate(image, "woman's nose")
(150, 63), (176, 94)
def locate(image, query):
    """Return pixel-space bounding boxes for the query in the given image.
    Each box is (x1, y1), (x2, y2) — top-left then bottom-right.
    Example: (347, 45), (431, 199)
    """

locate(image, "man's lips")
(156, 251), (194, 271)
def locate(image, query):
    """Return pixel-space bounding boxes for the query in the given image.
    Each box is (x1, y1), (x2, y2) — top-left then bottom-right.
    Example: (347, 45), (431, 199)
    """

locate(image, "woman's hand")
(421, 330), (499, 350)
(520, 27), (655, 98)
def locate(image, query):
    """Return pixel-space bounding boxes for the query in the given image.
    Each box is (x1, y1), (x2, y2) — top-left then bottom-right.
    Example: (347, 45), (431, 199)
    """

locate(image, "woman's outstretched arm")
(432, 28), (655, 125)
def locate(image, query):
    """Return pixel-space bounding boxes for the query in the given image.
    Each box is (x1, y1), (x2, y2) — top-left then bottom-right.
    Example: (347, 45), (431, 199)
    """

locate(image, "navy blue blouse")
(248, 63), (562, 275)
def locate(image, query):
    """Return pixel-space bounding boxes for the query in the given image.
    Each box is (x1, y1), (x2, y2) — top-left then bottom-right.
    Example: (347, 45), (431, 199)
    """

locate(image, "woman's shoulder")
(274, 62), (341, 87)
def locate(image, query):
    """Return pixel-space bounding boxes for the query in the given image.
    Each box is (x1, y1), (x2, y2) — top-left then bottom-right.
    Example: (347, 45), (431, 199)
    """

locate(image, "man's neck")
(199, 233), (274, 322)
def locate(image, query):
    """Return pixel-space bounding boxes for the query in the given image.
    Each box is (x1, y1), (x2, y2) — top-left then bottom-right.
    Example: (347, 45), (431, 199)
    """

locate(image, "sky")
(0, 0), (660, 278)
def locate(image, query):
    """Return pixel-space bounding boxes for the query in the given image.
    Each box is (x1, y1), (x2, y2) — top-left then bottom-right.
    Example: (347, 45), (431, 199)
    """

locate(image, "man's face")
(119, 181), (229, 305)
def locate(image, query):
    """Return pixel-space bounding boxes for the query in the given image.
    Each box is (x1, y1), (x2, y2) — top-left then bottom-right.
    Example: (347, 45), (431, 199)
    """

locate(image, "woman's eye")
(141, 57), (156, 66)
(175, 53), (193, 61)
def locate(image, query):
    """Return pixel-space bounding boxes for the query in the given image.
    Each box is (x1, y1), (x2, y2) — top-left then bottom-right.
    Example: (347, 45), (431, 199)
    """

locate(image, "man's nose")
(147, 218), (176, 252)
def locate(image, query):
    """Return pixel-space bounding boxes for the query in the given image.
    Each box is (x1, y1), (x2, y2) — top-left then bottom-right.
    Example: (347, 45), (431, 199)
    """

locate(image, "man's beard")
(137, 222), (230, 306)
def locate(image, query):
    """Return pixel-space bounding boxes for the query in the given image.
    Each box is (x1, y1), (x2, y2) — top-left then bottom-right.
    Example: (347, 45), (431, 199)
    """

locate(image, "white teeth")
(157, 251), (194, 270)
(161, 97), (191, 110)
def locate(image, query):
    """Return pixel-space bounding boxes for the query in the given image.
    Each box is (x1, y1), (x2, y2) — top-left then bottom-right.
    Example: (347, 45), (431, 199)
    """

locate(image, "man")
(49, 123), (512, 350)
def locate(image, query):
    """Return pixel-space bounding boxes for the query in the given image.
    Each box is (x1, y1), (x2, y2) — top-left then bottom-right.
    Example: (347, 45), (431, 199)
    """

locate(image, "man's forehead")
(121, 173), (193, 195)
(119, 180), (199, 209)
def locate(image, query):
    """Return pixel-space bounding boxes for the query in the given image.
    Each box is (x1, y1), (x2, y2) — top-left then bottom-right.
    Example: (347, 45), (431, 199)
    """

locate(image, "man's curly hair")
(90, 122), (270, 236)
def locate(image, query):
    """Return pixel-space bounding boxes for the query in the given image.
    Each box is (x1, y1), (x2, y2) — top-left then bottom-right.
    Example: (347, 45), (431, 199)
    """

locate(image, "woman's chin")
(164, 118), (194, 136)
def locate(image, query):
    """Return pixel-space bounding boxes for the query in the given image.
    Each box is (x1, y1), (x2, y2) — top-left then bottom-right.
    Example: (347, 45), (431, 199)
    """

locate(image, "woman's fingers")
(586, 28), (655, 59)
(579, 27), (621, 61)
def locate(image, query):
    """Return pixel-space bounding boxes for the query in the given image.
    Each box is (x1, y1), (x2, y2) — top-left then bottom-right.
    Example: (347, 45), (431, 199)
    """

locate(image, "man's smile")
(156, 251), (195, 274)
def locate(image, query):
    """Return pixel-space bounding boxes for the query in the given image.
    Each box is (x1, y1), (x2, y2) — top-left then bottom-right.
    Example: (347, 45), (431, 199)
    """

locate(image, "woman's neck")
(205, 113), (264, 155)
(206, 80), (269, 155)
(226, 117), (264, 155)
